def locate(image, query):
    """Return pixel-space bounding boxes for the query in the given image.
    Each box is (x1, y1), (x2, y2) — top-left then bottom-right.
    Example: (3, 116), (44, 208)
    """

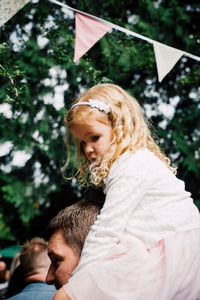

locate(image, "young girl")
(53, 84), (200, 300)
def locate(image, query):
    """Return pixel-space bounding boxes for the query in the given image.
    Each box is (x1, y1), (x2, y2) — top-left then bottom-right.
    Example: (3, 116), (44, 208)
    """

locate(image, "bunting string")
(49, 0), (200, 62)
(0, 0), (199, 82)
(49, 0), (153, 44)
(49, 0), (200, 82)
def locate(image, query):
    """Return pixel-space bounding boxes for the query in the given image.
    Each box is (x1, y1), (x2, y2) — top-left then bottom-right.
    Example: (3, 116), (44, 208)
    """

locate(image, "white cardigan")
(73, 148), (200, 273)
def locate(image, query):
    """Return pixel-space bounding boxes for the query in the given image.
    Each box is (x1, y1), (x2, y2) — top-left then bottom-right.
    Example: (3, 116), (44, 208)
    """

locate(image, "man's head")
(20, 237), (51, 283)
(45, 199), (103, 289)
(0, 260), (8, 283)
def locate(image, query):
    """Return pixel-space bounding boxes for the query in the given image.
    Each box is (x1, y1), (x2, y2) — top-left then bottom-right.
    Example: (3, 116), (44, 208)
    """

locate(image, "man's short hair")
(20, 237), (49, 278)
(45, 199), (103, 255)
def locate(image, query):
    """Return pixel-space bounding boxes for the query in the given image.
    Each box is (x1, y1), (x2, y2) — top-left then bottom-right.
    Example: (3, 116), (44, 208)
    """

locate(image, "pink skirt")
(65, 229), (200, 300)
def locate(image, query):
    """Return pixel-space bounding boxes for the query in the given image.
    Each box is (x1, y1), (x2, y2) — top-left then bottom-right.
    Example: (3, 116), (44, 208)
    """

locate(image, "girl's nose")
(84, 143), (94, 154)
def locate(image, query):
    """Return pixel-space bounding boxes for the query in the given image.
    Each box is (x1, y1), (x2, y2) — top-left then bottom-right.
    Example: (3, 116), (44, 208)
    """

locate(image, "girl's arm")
(75, 156), (147, 272)
(53, 287), (72, 300)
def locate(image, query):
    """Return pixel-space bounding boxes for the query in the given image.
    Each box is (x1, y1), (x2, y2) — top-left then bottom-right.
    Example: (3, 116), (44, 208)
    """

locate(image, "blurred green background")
(0, 0), (199, 248)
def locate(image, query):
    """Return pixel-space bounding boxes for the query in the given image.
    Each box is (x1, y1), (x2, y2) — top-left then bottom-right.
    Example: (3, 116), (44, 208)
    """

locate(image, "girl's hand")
(53, 287), (72, 300)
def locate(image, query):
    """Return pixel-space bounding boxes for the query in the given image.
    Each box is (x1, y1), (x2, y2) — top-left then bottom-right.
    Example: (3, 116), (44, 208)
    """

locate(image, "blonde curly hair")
(64, 83), (176, 186)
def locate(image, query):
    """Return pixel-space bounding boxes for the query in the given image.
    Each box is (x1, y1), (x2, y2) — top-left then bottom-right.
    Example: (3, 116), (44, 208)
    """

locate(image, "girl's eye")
(92, 136), (99, 142)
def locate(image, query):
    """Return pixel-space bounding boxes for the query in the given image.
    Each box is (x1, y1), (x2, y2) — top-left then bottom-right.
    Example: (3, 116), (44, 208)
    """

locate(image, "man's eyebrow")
(48, 250), (62, 259)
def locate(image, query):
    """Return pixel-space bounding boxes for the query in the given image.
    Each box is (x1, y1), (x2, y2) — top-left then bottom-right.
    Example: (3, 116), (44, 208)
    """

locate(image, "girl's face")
(70, 118), (114, 163)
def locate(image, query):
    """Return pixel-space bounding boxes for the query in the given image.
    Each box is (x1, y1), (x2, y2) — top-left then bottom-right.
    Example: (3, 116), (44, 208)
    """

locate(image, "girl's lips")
(89, 157), (96, 163)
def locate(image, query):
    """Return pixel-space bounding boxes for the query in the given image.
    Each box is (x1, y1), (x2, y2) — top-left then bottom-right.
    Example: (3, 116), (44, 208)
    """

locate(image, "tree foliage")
(0, 0), (199, 243)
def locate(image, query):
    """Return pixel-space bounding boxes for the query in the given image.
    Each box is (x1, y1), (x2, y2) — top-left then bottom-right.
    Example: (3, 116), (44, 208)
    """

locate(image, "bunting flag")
(74, 13), (111, 63)
(153, 41), (185, 82)
(49, 0), (200, 83)
(1, 0), (199, 83)
(0, 0), (31, 27)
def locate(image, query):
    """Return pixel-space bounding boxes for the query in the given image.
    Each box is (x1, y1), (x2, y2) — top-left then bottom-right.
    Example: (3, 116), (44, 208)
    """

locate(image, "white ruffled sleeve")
(73, 153), (148, 273)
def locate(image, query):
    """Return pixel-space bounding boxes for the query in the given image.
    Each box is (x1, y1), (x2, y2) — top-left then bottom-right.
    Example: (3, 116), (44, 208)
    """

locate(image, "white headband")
(70, 99), (110, 114)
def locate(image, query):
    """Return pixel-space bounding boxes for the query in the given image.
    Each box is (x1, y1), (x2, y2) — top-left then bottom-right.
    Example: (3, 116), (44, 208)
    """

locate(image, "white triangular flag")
(0, 0), (31, 27)
(153, 41), (185, 82)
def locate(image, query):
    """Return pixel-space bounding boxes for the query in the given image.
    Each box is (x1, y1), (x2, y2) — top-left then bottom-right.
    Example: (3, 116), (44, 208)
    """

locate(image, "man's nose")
(46, 266), (54, 285)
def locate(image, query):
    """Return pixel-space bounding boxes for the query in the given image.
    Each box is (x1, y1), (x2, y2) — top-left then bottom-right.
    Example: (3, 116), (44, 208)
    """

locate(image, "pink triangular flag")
(153, 41), (185, 82)
(74, 13), (111, 62)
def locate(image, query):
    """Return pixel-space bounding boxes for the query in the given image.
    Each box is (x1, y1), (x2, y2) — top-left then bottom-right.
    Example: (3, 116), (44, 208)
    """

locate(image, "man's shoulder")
(6, 282), (56, 300)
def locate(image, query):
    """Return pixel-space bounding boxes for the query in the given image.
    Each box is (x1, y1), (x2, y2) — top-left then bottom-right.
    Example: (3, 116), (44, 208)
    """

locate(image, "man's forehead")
(48, 230), (72, 255)
(48, 231), (66, 249)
